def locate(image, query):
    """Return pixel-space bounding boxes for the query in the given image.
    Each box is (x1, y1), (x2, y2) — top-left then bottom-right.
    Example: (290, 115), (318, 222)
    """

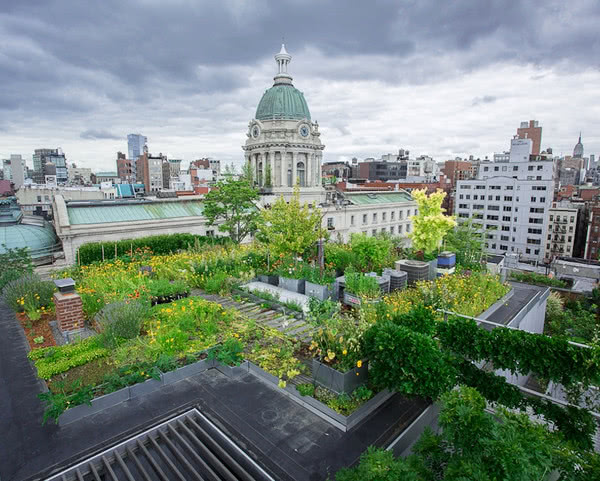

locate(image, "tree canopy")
(202, 177), (260, 244)
(408, 189), (456, 254)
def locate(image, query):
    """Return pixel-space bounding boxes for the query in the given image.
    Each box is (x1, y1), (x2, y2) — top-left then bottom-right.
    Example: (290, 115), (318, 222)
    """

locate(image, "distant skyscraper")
(127, 134), (147, 162)
(32, 148), (67, 184)
(9, 154), (25, 189)
(573, 133), (584, 159)
(517, 120), (542, 156)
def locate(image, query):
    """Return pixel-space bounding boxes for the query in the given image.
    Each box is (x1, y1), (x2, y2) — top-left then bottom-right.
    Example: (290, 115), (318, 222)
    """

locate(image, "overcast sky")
(1, 0), (599, 171)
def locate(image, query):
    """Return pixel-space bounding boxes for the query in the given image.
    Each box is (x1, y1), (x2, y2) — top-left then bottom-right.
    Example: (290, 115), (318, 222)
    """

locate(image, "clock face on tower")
(299, 125), (310, 137)
(252, 125), (260, 138)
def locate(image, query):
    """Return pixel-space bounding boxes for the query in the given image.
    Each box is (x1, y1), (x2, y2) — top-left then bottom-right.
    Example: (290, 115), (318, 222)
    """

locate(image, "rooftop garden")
(3, 187), (600, 479)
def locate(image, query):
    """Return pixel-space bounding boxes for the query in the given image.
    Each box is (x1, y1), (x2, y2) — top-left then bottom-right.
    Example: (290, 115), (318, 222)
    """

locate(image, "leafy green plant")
(324, 243), (355, 273)
(349, 233), (393, 273)
(200, 271), (230, 294)
(96, 300), (151, 348)
(33, 336), (45, 344)
(362, 320), (457, 399)
(208, 338), (244, 366)
(306, 298), (341, 325)
(101, 362), (161, 394)
(387, 304), (437, 336)
(344, 270), (380, 299)
(510, 271), (567, 288)
(297, 383), (315, 397)
(312, 385), (374, 416)
(310, 314), (364, 372)
(333, 446), (420, 481)
(408, 189), (456, 254)
(282, 300), (303, 313)
(29, 337), (110, 379)
(146, 279), (189, 299)
(38, 379), (94, 424)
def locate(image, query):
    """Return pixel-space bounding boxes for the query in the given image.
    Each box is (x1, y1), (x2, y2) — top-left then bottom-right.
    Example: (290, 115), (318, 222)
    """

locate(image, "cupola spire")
(273, 43), (293, 85)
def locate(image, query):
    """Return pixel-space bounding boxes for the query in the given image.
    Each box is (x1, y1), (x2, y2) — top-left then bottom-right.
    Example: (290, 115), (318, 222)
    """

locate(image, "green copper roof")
(67, 201), (204, 225)
(345, 192), (413, 205)
(0, 223), (58, 258)
(255, 84), (311, 121)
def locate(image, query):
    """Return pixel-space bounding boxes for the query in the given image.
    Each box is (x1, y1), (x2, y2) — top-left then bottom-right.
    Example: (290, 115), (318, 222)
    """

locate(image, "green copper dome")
(255, 84), (311, 121)
(0, 223), (58, 258)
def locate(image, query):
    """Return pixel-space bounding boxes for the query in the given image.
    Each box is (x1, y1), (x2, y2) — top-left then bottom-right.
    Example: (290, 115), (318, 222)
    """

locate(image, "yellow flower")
(342, 349), (347, 355)
(356, 360), (362, 368)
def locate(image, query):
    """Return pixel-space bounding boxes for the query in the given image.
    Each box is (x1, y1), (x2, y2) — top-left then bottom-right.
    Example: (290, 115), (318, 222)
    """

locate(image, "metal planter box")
(305, 281), (331, 301)
(312, 358), (368, 394)
(279, 276), (305, 294)
(129, 377), (163, 398)
(343, 291), (362, 307)
(257, 274), (270, 284)
(162, 358), (214, 385)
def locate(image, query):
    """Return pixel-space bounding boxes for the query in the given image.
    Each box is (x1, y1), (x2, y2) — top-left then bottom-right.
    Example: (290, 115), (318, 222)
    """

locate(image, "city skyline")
(1, 0), (599, 171)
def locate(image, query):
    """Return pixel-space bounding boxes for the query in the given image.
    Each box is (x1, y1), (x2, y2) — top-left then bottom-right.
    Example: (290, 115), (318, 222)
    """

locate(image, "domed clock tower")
(243, 44), (325, 204)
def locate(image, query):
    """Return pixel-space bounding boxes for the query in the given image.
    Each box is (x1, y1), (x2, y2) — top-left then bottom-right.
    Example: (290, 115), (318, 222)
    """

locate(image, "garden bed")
(16, 312), (57, 350)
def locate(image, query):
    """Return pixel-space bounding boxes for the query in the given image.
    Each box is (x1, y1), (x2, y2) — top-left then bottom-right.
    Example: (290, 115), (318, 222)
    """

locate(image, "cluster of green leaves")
(257, 186), (322, 258)
(77, 233), (228, 265)
(408, 189), (456, 254)
(313, 385), (374, 416)
(438, 316), (598, 388)
(101, 361), (162, 393)
(310, 312), (364, 372)
(545, 291), (598, 343)
(203, 177), (260, 243)
(362, 319), (456, 399)
(335, 386), (600, 481)
(146, 279), (189, 299)
(29, 337), (110, 380)
(207, 338), (244, 366)
(348, 233), (394, 274)
(38, 379), (94, 425)
(344, 270), (381, 299)
(324, 243), (355, 274)
(443, 218), (486, 270)
(510, 270), (568, 288)
(0, 247), (33, 291)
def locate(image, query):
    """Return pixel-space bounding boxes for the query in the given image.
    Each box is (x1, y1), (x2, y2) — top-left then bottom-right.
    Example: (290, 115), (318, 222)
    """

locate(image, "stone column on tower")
(292, 152), (298, 186)
(307, 153), (313, 187)
(281, 150), (287, 186)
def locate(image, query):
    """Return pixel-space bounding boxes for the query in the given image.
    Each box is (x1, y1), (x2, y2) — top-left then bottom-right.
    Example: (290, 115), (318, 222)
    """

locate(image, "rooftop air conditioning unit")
(395, 259), (430, 285)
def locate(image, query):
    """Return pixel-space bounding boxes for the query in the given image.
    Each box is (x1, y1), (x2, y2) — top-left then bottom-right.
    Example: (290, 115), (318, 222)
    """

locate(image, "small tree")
(242, 160), (254, 184)
(0, 246), (33, 291)
(408, 189), (456, 255)
(258, 185), (322, 258)
(202, 177), (260, 244)
(264, 162), (272, 188)
(444, 218), (486, 269)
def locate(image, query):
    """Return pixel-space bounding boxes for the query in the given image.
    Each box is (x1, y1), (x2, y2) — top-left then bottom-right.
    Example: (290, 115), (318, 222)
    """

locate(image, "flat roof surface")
(67, 200), (204, 224)
(344, 192), (412, 204)
(486, 281), (547, 326)
(0, 301), (427, 481)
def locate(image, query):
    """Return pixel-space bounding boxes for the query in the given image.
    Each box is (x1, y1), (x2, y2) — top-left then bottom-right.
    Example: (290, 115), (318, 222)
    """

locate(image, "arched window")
(258, 161), (263, 186)
(297, 161), (306, 187)
(287, 165), (292, 187)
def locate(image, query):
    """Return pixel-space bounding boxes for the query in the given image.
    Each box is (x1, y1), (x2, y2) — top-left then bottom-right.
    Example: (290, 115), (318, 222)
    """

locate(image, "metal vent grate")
(46, 408), (275, 481)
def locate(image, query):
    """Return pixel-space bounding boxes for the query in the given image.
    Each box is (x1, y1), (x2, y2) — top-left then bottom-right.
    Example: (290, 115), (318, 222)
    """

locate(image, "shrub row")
(77, 234), (230, 265)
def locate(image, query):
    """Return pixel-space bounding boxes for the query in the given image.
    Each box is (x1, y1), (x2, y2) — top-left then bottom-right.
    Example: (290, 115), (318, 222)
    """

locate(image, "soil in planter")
(16, 312), (57, 350)
(47, 358), (116, 395)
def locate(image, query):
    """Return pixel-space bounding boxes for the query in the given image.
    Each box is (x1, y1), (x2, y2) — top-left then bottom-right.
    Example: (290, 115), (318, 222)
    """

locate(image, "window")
(501, 235), (509, 241)
(486, 215), (499, 220)
(459, 194), (464, 200)
(44, 195), (50, 202)
(496, 195), (501, 201)
(528, 228), (542, 234)
(391, 211), (395, 220)
(398, 224), (403, 233)
(502, 216), (511, 221)
(530, 207), (544, 213)
(461, 185), (471, 189)
(459, 213), (469, 218)
(568, 236), (573, 242)
(540, 197), (546, 203)
(503, 206), (512, 212)
(373, 213), (377, 223)
(381, 227), (386, 233)
(406, 224), (411, 233)
(488, 205), (500, 211)
(502, 166), (507, 172)
(390, 226), (395, 235)
(476, 185), (485, 190)
(506, 186), (513, 190)
(466, 195), (471, 200)
(531, 197), (536, 202)
(490, 186), (501, 190)
(363, 214), (367, 224)
(527, 238), (541, 245)
(350, 215), (355, 226)
(570, 216), (575, 222)
(327, 217), (334, 228)
(536, 176), (542, 180)
(513, 166), (518, 171)
(502, 226), (510, 231)
(488, 195), (493, 201)
(459, 204), (468, 209)
(549, 215), (553, 221)
(494, 166), (499, 171)
(504, 196), (513, 201)
(37, 195), (42, 203)
(372, 229), (377, 236)
(528, 166), (534, 171)
(484, 167), (489, 172)
(526, 248), (531, 254)
(473, 204), (484, 210)
(537, 165), (543, 171)
(382, 212), (387, 221)
(206, 230), (215, 237)
(500, 245), (508, 251)
(297, 161), (306, 187)
(529, 218), (543, 224)
(399, 210), (403, 220)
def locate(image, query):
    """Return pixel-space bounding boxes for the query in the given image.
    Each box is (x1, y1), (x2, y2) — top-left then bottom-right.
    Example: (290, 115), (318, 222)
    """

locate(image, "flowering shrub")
(310, 315), (364, 372)
(2, 273), (55, 316)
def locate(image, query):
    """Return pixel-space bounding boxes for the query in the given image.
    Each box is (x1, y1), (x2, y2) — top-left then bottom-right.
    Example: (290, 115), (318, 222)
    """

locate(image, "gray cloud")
(80, 129), (121, 140)
(0, 0), (598, 169)
(472, 95), (497, 106)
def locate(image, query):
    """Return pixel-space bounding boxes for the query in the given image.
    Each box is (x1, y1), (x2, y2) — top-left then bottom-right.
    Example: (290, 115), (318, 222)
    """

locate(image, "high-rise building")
(517, 120), (542, 156)
(116, 151), (135, 183)
(455, 137), (554, 262)
(127, 134), (147, 182)
(10, 155), (26, 189)
(2, 158), (12, 182)
(573, 133), (584, 159)
(137, 152), (166, 193)
(32, 149), (67, 184)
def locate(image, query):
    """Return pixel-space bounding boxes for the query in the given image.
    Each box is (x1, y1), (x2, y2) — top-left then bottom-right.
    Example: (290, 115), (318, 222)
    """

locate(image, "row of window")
(458, 194), (546, 202)
(356, 209), (416, 226)
(482, 165), (545, 173)
(360, 224), (412, 236)
(461, 183), (547, 190)
(458, 205), (545, 214)
(485, 243), (541, 256)
(549, 215), (576, 223)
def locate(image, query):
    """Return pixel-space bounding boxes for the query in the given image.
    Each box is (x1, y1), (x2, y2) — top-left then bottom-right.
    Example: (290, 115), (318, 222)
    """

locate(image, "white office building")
(455, 138), (554, 262)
